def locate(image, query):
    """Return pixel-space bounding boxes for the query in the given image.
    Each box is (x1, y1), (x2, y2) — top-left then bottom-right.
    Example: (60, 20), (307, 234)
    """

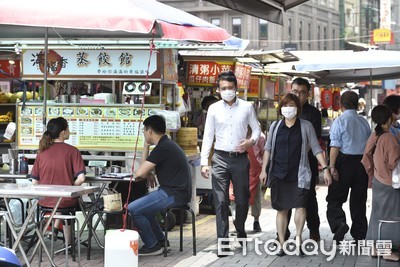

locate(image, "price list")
(17, 104), (160, 151)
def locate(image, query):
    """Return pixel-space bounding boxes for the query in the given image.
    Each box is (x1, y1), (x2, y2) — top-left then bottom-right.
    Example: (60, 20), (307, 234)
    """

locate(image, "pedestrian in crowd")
(326, 91), (371, 243)
(229, 126), (265, 232)
(200, 70), (261, 257)
(128, 115), (191, 256)
(285, 77), (322, 242)
(260, 93), (332, 257)
(383, 94), (400, 144)
(361, 105), (400, 262)
(197, 95), (218, 139)
(31, 117), (86, 244)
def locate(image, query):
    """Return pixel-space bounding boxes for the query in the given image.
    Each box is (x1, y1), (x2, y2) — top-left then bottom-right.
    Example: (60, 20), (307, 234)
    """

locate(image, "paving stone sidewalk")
(27, 186), (399, 267)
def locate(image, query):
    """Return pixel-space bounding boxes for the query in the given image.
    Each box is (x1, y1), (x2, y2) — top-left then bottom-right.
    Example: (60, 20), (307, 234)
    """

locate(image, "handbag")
(392, 161), (400, 189)
(102, 188), (123, 212)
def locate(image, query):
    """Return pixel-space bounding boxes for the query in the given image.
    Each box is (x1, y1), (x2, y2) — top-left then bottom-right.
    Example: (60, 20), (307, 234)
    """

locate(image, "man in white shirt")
(200, 71), (261, 256)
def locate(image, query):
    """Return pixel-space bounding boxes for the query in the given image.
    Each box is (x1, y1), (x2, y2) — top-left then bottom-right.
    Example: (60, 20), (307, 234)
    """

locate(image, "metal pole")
(42, 27), (48, 129)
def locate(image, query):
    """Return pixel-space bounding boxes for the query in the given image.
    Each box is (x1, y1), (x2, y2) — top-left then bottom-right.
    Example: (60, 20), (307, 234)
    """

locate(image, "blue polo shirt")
(329, 109), (371, 155)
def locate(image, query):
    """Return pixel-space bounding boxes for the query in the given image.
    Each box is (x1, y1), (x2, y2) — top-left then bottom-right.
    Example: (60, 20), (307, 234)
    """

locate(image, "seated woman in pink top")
(31, 117), (86, 243)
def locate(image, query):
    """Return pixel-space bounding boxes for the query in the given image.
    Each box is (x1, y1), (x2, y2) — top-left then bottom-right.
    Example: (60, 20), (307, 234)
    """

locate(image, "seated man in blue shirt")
(128, 115), (192, 256)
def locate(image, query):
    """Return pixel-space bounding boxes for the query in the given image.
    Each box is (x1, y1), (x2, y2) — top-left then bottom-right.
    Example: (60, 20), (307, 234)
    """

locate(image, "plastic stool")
(163, 204), (196, 257)
(377, 217), (400, 267)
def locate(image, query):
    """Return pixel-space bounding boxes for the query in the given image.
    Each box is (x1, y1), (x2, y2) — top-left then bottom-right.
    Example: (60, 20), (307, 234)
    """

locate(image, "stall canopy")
(0, 0), (247, 49)
(204, 0), (310, 25)
(0, 0), (249, 127)
(291, 50), (400, 84)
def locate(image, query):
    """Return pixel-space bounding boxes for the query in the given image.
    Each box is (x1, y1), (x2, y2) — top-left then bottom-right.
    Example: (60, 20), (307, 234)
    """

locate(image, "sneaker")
(138, 244), (163, 256)
(158, 239), (170, 248)
(46, 229), (59, 242)
(253, 221), (262, 232)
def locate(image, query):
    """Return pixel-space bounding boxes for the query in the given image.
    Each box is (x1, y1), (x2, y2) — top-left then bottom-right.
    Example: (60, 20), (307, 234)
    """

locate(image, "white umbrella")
(292, 50), (400, 84)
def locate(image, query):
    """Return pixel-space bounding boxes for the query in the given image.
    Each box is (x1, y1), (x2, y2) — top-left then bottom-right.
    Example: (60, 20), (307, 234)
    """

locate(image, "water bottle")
(19, 156), (29, 174)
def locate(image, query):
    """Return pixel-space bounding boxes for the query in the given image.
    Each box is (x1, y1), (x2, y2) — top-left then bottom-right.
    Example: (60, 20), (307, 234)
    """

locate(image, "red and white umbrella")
(0, 0), (245, 46)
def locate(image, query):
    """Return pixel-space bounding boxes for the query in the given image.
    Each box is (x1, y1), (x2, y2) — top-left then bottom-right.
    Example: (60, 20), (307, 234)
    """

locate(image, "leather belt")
(214, 149), (247, 158)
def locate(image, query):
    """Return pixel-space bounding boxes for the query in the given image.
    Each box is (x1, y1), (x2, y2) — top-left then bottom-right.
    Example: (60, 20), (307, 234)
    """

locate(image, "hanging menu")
(17, 103), (162, 151)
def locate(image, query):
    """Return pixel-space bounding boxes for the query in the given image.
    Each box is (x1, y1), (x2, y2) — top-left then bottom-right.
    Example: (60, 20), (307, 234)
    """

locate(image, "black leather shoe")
(276, 249), (286, 257)
(253, 221), (262, 232)
(217, 246), (230, 257)
(333, 223), (349, 243)
(309, 231), (321, 242)
(237, 231), (247, 247)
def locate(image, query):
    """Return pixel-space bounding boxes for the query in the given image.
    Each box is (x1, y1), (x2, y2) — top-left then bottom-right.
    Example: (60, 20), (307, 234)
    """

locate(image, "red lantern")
(332, 90), (340, 111)
(321, 88), (332, 109)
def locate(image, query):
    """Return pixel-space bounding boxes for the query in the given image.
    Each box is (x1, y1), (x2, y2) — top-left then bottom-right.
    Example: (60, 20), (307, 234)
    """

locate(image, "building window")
(308, 23), (311, 50)
(211, 18), (220, 27)
(259, 19), (268, 40)
(324, 27), (327, 50)
(317, 25), (321, 50)
(288, 18), (292, 42)
(299, 21), (303, 49)
(232, 17), (242, 38)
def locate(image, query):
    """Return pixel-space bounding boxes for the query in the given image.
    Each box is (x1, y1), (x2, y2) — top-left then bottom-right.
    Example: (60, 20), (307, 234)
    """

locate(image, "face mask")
(281, 106), (297, 120)
(220, 90), (236, 102)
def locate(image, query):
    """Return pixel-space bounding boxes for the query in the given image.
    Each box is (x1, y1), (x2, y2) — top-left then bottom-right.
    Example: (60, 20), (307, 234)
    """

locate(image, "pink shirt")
(362, 132), (400, 186)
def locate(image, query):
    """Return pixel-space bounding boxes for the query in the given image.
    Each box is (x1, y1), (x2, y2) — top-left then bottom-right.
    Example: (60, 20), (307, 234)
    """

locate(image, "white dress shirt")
(200, 98), (261, 166)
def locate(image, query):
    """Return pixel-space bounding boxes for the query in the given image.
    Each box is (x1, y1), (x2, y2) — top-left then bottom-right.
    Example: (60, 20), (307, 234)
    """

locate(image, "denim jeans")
(128, 188), (182, 248)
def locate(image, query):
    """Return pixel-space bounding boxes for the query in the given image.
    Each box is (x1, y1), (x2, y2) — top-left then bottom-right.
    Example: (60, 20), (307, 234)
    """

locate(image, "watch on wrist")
(322, 166), (330, 171)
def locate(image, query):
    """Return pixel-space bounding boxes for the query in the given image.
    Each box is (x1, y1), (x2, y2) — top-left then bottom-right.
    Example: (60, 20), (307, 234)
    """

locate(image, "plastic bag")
(153, 110), (181, 132)
(392, 161), (400, 189)
(264, 187), (271, 201)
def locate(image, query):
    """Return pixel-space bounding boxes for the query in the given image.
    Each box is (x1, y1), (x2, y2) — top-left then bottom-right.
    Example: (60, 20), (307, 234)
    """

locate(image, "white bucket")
(105, 229), (139, 267)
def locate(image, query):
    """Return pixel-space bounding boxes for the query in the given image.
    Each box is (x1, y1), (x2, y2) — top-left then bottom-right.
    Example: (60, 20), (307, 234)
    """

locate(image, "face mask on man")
(281, 106), (297, 120)
(220, 90), (236, 102)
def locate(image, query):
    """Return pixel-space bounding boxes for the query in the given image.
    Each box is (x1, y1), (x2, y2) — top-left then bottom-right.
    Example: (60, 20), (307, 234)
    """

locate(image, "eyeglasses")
(291, 90), (308, 96)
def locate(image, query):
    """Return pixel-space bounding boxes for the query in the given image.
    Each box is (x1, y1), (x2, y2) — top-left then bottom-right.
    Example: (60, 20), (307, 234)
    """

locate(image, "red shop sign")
(187, 61), (234, 86)
(0, 60), (21, 79)
(234, 63), (252, 89)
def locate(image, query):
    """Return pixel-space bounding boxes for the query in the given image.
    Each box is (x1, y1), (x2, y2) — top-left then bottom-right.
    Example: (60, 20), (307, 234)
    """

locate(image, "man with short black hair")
(200, 71), (261, 256)
(128, 115), (191, 256)
(290, 77), (322, 241)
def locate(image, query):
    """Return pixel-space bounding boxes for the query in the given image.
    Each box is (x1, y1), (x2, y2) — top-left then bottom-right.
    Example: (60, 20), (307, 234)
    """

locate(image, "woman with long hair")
(31, 117), (86, 243)
(260, 93), (332, 256)
(362, 105), (400, 261)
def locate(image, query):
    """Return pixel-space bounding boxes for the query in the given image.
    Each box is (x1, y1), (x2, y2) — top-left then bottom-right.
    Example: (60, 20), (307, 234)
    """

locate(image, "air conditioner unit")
(123, 82), (152, 95)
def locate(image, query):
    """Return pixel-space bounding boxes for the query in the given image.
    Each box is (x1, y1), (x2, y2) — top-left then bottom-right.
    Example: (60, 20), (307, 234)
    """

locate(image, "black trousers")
(211, 152), (250, 238)
(326, 152), (368, 239)
(287, 151), (320, 234)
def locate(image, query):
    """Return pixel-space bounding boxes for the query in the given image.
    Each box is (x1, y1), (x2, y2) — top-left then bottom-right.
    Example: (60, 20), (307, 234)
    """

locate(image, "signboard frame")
(16, 103), (163, 152)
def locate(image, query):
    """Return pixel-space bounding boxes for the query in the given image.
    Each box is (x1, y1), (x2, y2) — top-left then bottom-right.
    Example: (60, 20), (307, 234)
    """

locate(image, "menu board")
(17, 103), (162, 151)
